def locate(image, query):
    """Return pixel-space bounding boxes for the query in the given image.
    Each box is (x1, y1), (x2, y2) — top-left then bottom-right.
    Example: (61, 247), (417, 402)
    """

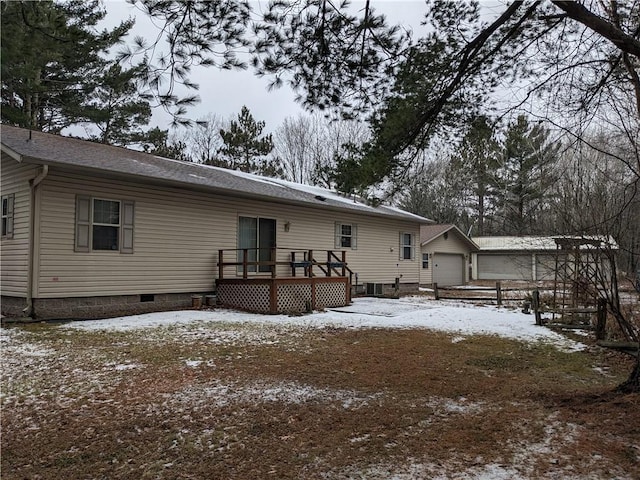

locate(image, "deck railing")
(217, 248), (354, 284)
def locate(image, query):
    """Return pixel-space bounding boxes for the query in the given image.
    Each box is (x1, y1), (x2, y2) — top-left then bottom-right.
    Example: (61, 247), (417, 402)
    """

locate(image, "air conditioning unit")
(366, 282), (383, 296)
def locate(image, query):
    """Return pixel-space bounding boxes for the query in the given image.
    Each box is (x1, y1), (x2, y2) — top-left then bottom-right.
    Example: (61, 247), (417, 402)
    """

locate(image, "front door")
(238, 216), (276, 273)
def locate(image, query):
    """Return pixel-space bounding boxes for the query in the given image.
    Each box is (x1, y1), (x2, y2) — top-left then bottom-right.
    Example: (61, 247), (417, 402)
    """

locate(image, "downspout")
(24, 165), (49, 317)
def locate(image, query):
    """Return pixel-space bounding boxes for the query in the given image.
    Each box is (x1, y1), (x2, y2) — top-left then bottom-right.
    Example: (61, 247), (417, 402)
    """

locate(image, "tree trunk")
(616, 353), (640, 394)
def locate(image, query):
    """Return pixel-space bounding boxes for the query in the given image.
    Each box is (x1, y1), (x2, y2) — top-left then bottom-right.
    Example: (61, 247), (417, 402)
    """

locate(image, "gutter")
(23, 164), (48, 317)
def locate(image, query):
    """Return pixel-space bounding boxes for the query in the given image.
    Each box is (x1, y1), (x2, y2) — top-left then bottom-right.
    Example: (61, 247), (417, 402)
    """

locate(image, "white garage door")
(477, 254), (532, 280)
(535, 254), (557, 280)
(433, 253), (464, 286)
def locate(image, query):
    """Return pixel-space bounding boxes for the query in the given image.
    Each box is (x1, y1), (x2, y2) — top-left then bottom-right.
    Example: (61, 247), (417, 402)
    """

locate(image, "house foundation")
(1, 292), (212, 321)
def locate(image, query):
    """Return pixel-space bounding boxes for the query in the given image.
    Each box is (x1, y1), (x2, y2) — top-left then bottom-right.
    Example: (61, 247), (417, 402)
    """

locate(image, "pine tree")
(218, 106), (278, 176)
(1, 0), (148, 141)
(495, 116), (561, 235)
(449, 116), (501, 236)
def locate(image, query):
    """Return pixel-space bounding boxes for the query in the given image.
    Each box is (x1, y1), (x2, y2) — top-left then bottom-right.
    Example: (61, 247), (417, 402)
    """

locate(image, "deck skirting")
(216, 276), (351, 314)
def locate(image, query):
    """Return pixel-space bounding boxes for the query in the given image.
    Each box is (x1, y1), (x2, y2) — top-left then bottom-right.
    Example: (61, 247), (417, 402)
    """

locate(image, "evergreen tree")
(449, 116), (501, 236)
(140, 127), (191, 162)
(83, 63), (152, 146)
(494, 116), (561, 235)
(1, 0), (148, 141)
(218, 106), (278, 176)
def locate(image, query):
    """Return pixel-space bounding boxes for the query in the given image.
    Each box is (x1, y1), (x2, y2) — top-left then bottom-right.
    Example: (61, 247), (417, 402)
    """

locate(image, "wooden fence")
(433, 282), (531, 306)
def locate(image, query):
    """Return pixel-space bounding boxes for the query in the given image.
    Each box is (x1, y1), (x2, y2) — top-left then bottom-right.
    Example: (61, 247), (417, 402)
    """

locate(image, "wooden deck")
(215, 249), (353, 314)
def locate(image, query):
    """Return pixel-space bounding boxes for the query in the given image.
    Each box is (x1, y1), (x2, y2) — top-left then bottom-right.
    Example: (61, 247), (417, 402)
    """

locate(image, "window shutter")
(351, 224), (357, 250)
(75, 195), (91, 252)
(411, 234), (416, 260)
(121, 200), (135, 254)
(399, 232), (403, 260)
(335, 222), (341, 249)
(5, 194), (14, 238)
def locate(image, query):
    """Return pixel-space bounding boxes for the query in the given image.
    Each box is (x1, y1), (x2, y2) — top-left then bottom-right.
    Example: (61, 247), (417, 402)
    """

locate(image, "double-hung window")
(422, 253), (429, 269)
(92, 199), (120, 250)
(1, 194), (15, 239)
(335, 222), (357, 249)
(75, 195), (134, 253)
(400, 232), (415, 260)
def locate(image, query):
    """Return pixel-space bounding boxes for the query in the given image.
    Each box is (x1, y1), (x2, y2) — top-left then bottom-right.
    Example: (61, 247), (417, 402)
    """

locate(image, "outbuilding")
(420, 225), (478, 286)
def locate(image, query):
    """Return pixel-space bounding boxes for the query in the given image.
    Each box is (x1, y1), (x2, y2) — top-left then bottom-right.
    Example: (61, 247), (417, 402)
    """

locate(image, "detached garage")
(471, 236), (556, 281)
(420, 225), (478, 286)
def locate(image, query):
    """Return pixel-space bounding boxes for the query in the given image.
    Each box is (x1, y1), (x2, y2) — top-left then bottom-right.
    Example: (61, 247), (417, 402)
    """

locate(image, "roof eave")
(1, 143), (23, 162)
(14, 154), (426, 223)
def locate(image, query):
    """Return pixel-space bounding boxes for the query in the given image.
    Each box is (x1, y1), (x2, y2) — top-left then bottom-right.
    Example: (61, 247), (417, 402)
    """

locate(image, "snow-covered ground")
(4, 297), (632, 480)
(64, 296), (585, 351)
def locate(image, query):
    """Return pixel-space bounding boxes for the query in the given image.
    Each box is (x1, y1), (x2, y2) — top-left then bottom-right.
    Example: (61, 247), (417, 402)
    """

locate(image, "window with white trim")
(422, 253), (429, 269)
(93, 199), (120, 250)
(335, 222), (357, 249)
(75, 195), (134, 253)
(1, 194), (15, 239)
(400, 232), (415, 260)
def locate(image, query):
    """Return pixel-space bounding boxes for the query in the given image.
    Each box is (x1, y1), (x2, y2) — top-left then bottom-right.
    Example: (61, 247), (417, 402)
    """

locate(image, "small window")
(93, 199), (121, 250)
(400, 232), (414, 260)
(422, 253), (429, 269)
(75, 195), (134, 253)
(335, 223), (357, 249)
(1, 194), (15, 239)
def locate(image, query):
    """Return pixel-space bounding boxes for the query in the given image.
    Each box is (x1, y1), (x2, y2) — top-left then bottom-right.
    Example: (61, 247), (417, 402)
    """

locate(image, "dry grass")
(2, 320), (639, 479)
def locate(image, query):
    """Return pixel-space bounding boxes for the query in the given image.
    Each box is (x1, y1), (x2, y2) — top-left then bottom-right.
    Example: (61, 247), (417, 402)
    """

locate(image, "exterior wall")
(34, 168), (421, 301)
(474, 253), (533, 280)
(420, 233), (472, 285)
(30, 292), (205, 320)
(0, 154), (37, 299)
(472, 252), (556, 281)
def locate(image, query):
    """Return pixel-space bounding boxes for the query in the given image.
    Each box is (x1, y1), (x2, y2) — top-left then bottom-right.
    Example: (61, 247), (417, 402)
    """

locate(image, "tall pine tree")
(1, 0), (149, 142)
(495, 116), (561, 235)
(218, 106), (278, 176)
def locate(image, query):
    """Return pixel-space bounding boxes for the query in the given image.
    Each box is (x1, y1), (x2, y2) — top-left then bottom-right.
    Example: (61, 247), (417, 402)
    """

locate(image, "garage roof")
(421, 224), (479, 250)
(472, 235), (618, 251)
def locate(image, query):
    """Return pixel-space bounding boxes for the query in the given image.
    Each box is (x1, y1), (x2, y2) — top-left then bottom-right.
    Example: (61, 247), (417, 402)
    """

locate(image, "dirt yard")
(2, 299), (639, 479)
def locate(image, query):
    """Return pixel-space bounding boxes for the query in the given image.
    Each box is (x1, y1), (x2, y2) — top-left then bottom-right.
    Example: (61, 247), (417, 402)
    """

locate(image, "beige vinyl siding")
(0, 154), (37, 297)
(36, 169), (420, 298)
(271, 211), (420, 285)
(420, 233), (472, 285)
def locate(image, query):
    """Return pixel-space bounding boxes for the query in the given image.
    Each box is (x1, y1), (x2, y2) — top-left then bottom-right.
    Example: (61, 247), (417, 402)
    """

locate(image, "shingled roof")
(421, 224), (479, 250)
(1, 125), (430, 224)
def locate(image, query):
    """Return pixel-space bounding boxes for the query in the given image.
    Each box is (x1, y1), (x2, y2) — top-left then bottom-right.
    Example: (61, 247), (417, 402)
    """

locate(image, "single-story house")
(1, 126), (431, 319)
(471, 235), (618, 281)
(420, 224), (479, 286)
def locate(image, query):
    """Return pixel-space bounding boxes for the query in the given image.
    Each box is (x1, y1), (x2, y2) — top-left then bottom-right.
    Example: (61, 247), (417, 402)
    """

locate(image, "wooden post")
(327, 250), (332, 276)
(433, 283), (439, 300)
(596, 298), (607, 340)
(291, 251), (296, 277)
(271, 247), (276, 278)
(308, 250), (313, 277)
(496, 281), (502, 305)
(532, 289), (542, 326)
(218, 250), (224, 280)
(242, 249), (248, 279)
(341, 250), (346, 277)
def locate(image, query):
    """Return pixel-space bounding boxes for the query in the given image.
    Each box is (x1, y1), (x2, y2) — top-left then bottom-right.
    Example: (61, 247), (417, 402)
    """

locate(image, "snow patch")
(61, 297), (586, 352)
(166, 380), (380, 410)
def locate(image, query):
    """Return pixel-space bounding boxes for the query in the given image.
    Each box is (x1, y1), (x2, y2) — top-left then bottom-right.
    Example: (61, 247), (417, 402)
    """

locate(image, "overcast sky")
(100, 0), (440, 134)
